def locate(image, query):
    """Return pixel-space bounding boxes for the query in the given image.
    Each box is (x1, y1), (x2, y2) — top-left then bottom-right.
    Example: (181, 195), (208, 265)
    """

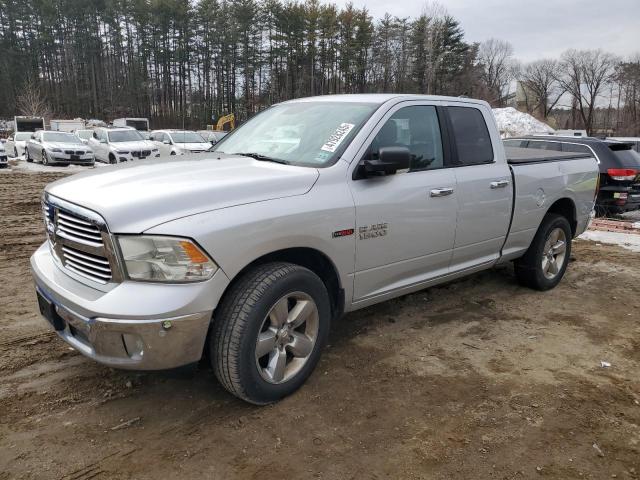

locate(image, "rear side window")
(562, 143), (591, 154)
(447, 107), (493, 165)
(610, 147), (640, 168)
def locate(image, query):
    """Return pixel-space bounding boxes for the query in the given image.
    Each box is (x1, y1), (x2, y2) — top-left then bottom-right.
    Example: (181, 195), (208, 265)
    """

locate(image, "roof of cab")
(282, 93), (490, 107)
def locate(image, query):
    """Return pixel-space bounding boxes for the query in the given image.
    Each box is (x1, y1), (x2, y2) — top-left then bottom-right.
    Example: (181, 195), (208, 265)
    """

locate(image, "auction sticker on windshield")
(321, 123), (355, 153)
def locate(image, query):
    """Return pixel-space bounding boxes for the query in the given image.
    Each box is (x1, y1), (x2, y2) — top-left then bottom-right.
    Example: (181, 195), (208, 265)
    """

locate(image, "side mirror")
(163, 139), (171, 145)
(360, 147), (411, 178)
(31, 134), (36, 140)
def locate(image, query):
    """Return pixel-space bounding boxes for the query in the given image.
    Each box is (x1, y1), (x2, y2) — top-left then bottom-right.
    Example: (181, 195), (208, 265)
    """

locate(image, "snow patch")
(492, 107), (555, 138)
(7, 158), (107, 173)
(579, 230), (640, 253)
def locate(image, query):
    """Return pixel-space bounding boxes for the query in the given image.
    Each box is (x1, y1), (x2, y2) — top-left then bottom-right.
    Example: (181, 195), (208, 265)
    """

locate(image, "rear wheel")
(514, 213), (572, 291)
(211, 262), (331, 405)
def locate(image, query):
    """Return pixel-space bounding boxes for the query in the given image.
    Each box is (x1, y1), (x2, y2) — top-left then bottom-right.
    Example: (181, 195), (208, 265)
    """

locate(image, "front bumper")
(49, 153), (94, 164)
(115, 151), (161, 162)
(31, 243), (230, 370)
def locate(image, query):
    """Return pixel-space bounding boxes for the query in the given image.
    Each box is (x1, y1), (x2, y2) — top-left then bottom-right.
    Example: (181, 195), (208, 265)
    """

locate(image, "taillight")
(607, 168), (638, 181)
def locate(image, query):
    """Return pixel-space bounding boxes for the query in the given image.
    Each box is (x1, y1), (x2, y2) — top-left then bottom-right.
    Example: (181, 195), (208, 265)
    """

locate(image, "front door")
(349, 103), (458, 303)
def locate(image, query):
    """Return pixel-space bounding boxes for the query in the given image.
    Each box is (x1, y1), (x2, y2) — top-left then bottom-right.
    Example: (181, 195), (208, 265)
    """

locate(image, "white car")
(25, 131), (95, 166)
(0, 141), (7, 168)
(88, 127), (159, 164)
(150, 130), (212, 156)
(6, 132), (33, 157)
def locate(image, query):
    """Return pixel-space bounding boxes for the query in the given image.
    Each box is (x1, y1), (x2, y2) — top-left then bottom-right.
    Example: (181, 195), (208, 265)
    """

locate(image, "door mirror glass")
(163, 139), (171, 145)
(361, 146), (411, 177)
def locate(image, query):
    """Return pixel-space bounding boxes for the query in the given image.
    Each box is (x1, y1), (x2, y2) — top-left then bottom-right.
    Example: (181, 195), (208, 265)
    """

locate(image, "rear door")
(350, 102), (458, 303)
(445, 105), (512, 270)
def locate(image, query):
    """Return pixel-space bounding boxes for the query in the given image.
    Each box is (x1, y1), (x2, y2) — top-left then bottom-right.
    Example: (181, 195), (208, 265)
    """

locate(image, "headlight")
(152, 148), (159, 152)
(116, 150), (130, 154)
(49, 148), (62, 153)
(117, 235), (217, 283)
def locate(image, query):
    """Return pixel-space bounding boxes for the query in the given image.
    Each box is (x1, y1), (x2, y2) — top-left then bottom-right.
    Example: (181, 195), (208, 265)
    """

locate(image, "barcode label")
(321, 123), (355, 153)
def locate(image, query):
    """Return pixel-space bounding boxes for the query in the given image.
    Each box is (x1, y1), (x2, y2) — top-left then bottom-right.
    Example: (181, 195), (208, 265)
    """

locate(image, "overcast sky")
(332, 0), (640, 62)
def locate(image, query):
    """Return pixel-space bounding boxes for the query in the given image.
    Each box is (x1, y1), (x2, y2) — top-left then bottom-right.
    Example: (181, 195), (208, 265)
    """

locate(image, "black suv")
(504, 136), (640, 215)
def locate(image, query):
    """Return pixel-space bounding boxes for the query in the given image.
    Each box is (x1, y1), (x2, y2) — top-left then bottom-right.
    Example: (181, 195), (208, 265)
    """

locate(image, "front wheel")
(514, 213), (572, 291)
(41, 150), (50, 165)
(25, 148), (32, 162)
(211, 262), (331, 405)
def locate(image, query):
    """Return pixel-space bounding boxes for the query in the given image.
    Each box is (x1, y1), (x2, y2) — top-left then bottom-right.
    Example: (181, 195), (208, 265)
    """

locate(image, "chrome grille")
(42, 194), (118, 285)
(57, 211), (103, 246)
(61, 246), (112, 283)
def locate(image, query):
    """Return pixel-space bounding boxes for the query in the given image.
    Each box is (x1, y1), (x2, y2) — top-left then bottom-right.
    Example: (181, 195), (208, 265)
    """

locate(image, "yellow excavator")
(209, 114), (235, 132)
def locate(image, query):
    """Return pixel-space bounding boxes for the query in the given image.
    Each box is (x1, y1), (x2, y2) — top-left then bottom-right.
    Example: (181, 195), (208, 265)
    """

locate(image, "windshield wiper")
(231, 152), (289, 165)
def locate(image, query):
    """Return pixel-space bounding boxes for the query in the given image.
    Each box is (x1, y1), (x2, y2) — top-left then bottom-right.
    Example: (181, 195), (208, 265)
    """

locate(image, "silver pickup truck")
(31, 94), (599, 404)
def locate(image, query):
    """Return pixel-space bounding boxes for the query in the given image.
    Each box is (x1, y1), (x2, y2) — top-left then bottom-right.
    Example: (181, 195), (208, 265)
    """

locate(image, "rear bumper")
(31, 242), (230, 370)
(597, 188), (640, 213)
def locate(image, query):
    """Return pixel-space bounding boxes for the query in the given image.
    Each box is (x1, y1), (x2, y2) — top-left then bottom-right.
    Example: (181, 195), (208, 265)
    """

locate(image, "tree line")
(0, 0), (638, 135)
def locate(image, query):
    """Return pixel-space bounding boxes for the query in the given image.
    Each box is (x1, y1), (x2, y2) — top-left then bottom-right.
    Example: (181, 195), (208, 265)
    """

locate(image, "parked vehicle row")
(504, 136), (640, 215)
(32, 94), (599, 405)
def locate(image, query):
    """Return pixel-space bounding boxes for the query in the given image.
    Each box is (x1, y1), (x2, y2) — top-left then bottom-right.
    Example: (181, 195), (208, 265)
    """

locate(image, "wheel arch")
(545, 197), (577, 237)
(221, 247), (344, 321)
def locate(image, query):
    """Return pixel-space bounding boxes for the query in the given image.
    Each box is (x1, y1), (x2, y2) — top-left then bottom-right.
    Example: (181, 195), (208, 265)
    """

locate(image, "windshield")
(213, 101), (378, 167)
(42, 132), (83, 144)
(109, 130), (144, 143)
(15, 133), (32, 141)
(170, 131), (206, 143)
(76, 130), (93, 139)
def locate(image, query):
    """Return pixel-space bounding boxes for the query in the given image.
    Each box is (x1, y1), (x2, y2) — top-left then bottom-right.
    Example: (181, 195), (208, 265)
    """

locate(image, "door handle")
(490, 180), (510, 189)
(430, 187), (454, 197)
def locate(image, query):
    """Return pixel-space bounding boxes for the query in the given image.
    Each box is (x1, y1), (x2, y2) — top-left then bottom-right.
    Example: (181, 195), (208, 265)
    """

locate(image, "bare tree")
(477, 38), (518, 106)
(16, 79), (51, 118)
(556, 49), (619, 135)
(518, 59), (565, 119)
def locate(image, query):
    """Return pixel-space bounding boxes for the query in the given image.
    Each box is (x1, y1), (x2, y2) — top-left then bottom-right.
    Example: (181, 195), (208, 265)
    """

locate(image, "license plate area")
(71, 155), (79, 161)
(36, 290), (65, 331)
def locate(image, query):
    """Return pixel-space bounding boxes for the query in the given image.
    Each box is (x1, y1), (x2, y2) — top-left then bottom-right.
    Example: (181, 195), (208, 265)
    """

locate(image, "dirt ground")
(1, 170), (639, 480)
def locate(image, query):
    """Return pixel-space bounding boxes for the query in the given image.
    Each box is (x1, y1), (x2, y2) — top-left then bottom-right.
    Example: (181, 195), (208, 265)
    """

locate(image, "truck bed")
(505, 146), (592, 164)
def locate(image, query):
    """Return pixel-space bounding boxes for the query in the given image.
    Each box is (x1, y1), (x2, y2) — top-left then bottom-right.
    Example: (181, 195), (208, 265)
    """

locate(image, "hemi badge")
(332, 228), (354, 238)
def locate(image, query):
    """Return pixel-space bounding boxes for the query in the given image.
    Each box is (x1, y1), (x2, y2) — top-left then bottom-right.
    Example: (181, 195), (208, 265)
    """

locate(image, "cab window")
(364, 105), (444, 172)
(447, 106), (494, 165)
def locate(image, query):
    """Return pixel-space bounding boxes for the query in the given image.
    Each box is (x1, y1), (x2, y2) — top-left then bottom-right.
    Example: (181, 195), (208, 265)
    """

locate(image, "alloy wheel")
(254, 292), (319, 384)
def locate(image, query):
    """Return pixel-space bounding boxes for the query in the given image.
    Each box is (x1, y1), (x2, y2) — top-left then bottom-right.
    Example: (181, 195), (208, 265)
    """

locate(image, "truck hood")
(45, 156), (319, 233)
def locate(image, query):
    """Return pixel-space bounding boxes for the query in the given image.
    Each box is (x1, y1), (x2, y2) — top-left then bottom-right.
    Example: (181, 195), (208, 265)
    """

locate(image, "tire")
(25, 149), (32, 162)
(41, 150), (49, 165)
(109, 153), (117, 164)
(514, 213), (572, 291)
(211, 262), (331, 405)
(13, 148), (18, 157)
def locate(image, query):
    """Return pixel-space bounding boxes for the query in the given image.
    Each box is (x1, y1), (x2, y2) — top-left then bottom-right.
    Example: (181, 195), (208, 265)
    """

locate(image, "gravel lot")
(1, 170), (639, 480)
